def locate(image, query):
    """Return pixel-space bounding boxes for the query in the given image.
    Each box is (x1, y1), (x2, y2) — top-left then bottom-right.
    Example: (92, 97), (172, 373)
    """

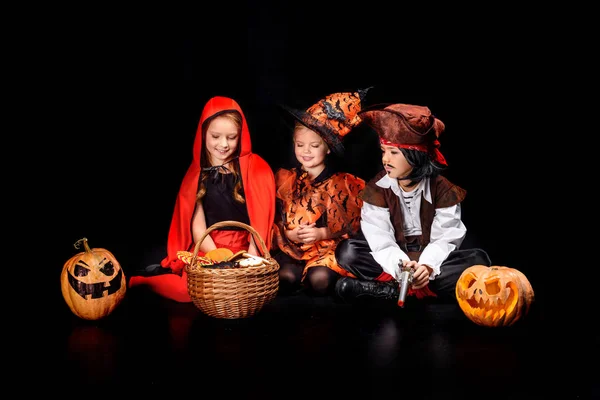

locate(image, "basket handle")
(191, 220), (271, 264)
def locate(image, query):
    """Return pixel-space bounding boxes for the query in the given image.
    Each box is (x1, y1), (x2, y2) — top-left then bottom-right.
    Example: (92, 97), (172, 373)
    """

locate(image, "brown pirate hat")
(359, 103), (448, 166)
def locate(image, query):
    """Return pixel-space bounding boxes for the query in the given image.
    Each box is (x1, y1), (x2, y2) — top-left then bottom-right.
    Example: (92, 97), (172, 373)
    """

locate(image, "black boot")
(335, 277), (398, 302)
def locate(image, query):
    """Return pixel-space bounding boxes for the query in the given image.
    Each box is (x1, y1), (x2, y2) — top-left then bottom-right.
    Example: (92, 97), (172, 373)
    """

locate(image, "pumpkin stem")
(74, 238), (92, 253)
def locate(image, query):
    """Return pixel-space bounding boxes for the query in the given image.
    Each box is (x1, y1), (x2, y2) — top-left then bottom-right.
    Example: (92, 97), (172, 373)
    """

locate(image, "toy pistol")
(397, 262), (414, 308)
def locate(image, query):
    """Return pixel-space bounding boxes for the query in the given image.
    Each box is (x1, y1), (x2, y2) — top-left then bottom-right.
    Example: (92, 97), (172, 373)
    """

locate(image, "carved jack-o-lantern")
(455, 265), (534, 327)
(61, 238), (126, 320)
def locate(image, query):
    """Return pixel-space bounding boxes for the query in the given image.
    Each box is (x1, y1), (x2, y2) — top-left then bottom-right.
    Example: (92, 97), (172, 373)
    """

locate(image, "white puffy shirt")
(360, 174), (466, 281)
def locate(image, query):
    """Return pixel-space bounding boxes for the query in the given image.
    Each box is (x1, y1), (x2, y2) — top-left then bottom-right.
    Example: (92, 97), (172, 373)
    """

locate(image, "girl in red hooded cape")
(129, 96), (276, 302)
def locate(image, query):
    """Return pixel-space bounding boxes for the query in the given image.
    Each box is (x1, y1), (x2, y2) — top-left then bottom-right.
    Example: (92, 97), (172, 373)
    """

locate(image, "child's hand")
(285, 226), (302, 243)
(286, 224), (316, 243)
(297, 223), (318, 244)
(411, 264), (432, 289)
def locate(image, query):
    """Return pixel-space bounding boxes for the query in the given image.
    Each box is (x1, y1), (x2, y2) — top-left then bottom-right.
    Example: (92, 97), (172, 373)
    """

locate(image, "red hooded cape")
(161, 96), (276, 274)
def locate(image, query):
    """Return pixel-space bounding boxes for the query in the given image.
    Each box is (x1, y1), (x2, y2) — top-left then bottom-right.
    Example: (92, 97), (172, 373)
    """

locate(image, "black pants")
(335, 232), (491, 301)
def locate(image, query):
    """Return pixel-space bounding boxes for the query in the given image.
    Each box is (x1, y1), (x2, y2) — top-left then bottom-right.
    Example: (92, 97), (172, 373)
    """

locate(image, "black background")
(17, 6), (595, 396)
(41, 4), (560, 309)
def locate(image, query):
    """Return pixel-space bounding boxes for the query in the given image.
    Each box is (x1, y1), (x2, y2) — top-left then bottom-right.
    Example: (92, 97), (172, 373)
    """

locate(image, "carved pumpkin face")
(61, 238), (126, 320)
(455, 265), (534, 327)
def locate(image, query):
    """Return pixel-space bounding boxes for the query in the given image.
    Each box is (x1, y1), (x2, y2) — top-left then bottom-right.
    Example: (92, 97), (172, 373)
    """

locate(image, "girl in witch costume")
(273, 89), (368, 296)
(129, 96), (276, 302)
(334, 103), (491, 304)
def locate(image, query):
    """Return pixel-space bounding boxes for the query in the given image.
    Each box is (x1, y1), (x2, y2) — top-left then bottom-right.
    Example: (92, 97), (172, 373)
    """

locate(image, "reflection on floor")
(46, 285), (593, 398)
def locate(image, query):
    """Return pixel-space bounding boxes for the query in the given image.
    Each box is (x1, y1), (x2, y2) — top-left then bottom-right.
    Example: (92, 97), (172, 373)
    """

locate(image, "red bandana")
(379, 138), (447, 166)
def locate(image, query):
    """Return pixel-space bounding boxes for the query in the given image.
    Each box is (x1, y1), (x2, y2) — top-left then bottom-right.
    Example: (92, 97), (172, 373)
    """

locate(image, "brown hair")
(196, 110), (245, 203)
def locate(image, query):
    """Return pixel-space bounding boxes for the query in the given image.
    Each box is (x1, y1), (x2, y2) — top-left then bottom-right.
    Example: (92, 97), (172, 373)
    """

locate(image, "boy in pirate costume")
(334, 103), (491, 304)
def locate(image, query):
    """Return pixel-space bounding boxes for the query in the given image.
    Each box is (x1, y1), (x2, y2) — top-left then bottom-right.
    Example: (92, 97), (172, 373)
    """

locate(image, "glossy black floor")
(46, 274), (594, 399)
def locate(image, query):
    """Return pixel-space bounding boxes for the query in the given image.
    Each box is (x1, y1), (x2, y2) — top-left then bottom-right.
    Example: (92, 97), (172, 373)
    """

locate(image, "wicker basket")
(185, 221), (280, 319)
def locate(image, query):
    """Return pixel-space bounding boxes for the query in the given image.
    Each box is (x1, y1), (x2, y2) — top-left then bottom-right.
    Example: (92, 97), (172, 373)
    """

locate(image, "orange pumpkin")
(205, 248), (234, 262)
(61, 238), (126, 320)
(455, 265), (534, 327)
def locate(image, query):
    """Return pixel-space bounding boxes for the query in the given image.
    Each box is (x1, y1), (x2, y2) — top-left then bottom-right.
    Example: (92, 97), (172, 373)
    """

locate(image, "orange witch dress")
(273, 167), (365, 279)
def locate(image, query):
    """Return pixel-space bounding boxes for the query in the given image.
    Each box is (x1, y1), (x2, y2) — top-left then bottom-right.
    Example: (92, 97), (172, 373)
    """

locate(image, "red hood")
(193, 96), (253, 165)
(161, 96), (276, 273)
